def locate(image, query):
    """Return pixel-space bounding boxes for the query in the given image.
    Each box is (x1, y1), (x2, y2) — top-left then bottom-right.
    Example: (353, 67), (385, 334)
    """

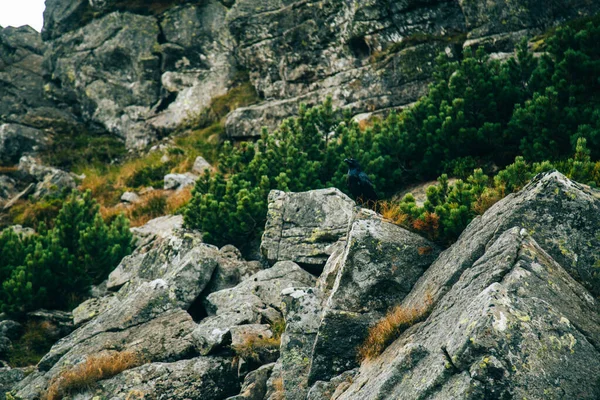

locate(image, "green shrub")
(0, 191), (133, 313)
(185, 19), (600, 250)
(395, 138), (600, 244)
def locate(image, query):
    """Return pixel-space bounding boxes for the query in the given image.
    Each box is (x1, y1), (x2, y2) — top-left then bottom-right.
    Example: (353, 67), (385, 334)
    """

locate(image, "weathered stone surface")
(0, 26), (50, 126)
(130, 214), (183, 245)
(309, 218), (440, 383)
(261, 188), (356, 272)
(0, 176), (16, 203)
(44, 12), (161, 148)
(227, 362), (275, 400)
(307, 369), (358, 400)
(193, 261), (315, 355)
(87, 356), (239, 400)
(278, 287), (323, 400)
(331, 172), (600, 399)
(337, 227), (600, 399)
(164, 172), (197, 190)
(17, 156), (76, 199)
(14, 217), (261, 398)
(0, 124), (48, 165)
(71, 294), (119, 327)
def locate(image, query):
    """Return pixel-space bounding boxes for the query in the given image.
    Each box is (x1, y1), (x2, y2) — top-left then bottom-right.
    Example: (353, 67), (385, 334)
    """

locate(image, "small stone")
(192, 156), (212, 174)
(120, 191), (141, 203)
(164, 173), (197, 190)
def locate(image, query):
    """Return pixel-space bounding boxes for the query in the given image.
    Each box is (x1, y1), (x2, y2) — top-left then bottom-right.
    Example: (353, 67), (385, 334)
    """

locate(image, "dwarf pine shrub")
(0, 190), (132, 313)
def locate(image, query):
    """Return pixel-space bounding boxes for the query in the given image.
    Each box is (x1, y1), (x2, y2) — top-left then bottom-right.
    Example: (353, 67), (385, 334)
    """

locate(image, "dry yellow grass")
(358, 294), (433, 362)
(378, 200), (409, 226)
(166, 186), (193, 214)
(43, 351), (144, 400)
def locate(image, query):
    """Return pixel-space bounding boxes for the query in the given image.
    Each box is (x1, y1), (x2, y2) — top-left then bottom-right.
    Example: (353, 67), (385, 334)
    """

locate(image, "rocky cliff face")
(2, 0), (599, 151)
(2, 171), (600, 399)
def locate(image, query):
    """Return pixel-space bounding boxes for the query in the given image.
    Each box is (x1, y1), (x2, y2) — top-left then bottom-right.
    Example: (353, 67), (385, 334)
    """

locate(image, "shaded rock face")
(35, 0), (600, 147)
(0, 26), (49, 122)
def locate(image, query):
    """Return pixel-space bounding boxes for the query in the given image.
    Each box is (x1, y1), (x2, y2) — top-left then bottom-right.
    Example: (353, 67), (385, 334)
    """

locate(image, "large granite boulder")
(308, 218), (440, 383)
(261, 188), (356, 273)
(334, 171), (600, 399)
(43, 12), (162, 148)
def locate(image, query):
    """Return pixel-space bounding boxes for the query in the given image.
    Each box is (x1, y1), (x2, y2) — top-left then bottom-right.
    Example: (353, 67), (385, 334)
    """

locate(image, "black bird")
(344, 158), (378, 205)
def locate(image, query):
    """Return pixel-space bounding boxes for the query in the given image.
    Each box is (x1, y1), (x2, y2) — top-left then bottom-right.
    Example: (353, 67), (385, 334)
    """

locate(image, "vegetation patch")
(43, 351), (145, 400)
(0, 190), (132, 313)
(358, 295), (433, 361)
(7, 321), (57, 367)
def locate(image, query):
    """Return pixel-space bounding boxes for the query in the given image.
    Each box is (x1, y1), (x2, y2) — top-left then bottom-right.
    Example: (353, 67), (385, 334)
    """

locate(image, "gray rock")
(308, 218), (440, 383)
(192, 156), (212, 175)
(0, 176), (16, 202)
(89, 357), (239, 400)
(19, 218), (261, 397)
(16, 156), (76, 199)
(0, 124), (48, 165)
(261, 188), (356, 272)
(44, 12), (161, 148)
(227, 363), (275, 400)
(120, 191), (141, 204)
(2, 183), (35, 210)
(193, 261), (315, 355)
(71, 294), (119, 327)
(164, 173), (197, 190)
(130, 214), (183, 246)
(307, 369), (358, 400)
(278, 287), (323, 400)
(0, 26), (51, 126)
(338, 228), (600, 399)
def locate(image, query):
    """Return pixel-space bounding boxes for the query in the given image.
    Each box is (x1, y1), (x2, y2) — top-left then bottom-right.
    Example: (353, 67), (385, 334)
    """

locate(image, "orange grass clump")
(358, 294), (433, 362)
(377, 200), (409, 226)
(43, 351), (144, 400)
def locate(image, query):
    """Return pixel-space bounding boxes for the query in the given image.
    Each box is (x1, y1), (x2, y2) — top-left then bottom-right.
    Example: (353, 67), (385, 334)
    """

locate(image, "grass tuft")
(358, 294), (433, 362)
(43, 351), (144, 400)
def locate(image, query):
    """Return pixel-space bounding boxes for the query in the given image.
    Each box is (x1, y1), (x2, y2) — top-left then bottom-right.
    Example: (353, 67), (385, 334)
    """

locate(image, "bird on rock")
(344, 158), (378, 206)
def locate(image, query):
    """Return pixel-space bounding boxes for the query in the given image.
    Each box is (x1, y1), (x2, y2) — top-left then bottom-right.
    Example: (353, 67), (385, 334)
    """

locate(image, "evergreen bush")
(0, 191), (132, 313)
